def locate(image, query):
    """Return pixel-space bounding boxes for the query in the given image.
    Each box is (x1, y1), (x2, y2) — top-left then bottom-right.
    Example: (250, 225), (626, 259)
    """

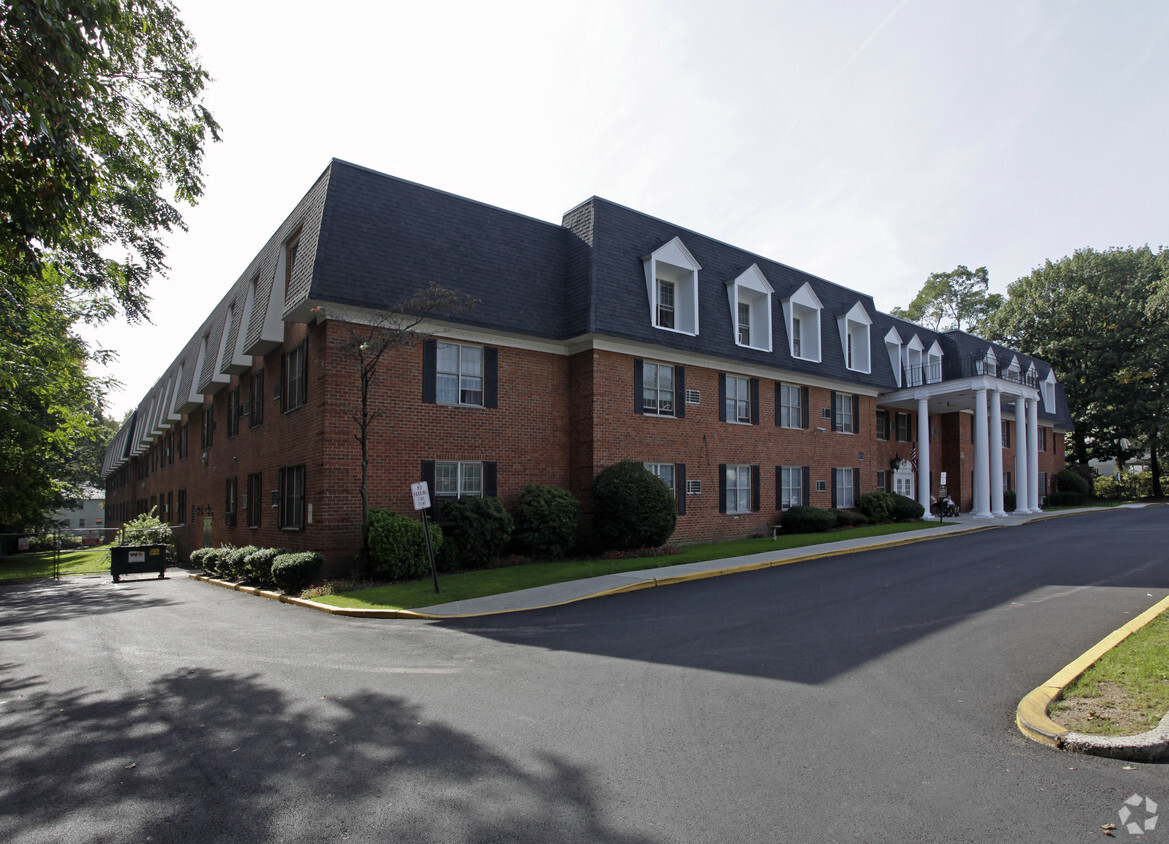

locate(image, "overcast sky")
(83, 0), (1169, 420)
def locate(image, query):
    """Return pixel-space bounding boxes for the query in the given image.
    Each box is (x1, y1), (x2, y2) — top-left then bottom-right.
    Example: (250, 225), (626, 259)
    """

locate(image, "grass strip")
(316, 521), (936, 610)
(1050, 610), (1169, 736)
(0, 546), (115, 580)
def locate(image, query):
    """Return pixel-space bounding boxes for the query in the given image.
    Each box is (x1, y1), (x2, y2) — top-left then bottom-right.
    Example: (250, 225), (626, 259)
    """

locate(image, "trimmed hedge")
(891, 494), (925, 520)
(857, 491), (896, 522)
(439, 496), (512, 569)
(223, 545), (260, 581)
(511, 484), (580, 559)
(782, 505), (836, 533)
(272, 551), (324, 593)
(591, 460), (677, 551)
(1055, 467), (1090, 497)
(830, 508), (869, 527)
(368, 509), (443, 581)
(243, 547), (284, 587)
(188, 547), (217, 575)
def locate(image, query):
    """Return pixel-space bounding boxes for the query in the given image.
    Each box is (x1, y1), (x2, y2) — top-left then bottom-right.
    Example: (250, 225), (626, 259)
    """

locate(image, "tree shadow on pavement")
(0, 578), (175, 640)
(0, 667), (658, 844)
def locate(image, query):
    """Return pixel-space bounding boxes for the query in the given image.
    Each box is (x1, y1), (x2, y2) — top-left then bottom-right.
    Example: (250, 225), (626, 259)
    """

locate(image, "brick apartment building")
(101, 160), (1071, 572)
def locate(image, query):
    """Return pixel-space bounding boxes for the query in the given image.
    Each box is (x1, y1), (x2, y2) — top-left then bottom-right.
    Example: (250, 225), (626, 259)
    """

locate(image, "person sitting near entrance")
(941, 495), (957, 516)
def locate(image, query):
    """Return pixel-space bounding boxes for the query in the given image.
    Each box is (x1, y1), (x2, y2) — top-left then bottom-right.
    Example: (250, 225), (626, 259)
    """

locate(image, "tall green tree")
(0, 0), (219, 530)
(891, 265), (1003, 334)
(987, 246), (1169, 491)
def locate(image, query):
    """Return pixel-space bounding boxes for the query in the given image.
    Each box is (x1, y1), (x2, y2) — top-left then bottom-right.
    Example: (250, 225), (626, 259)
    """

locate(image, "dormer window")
(903, 334), (925, 387)
(1043, 369), (1057, 412)
(783, 282), (823, 362)
(838, 302), (872, 374)
(926, 341), (944, 384)
(644, 237), (700, 335)
(884, 327), (903, 387)
(726, 264), (773, 352)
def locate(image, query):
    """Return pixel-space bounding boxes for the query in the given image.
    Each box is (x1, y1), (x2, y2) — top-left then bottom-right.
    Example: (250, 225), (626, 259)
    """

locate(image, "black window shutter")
(718, 464), (727, 513)
(750, 379), (760, 425)
(278, 352), (287, 412)
(773, 383), (781, 427)
(775, 466), (782, 511)
(484, 347), (498, 408)
(422, 339), (437, 403)
(803, 466), (811, 504)
(801, 386), (810, 429)
(484, 461), (498, 497)
(831, 468), (838, 508)
(421, 460), (437, 518)
(751, 465), (761, 512)
(718, 374), (727, 422)
(675, 366), (685, 418)
(675, 463), (686, 516)
(830, 391), (839, 432)
(852, 395), (860, 434)
(300, 338), (309, 404)
(633, 359), (644, 414)
(853, 469), (861, 506)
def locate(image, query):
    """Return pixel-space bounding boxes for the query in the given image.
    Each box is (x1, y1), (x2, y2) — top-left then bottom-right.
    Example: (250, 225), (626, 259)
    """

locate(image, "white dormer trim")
(726, 264), (773, 352)
(926, 340), (944, 384)
(168, 365), (185, 422)
(884, 326), (903, 387)
(208, 311), (232, 392)
(643, 237), (701, 336)
(228, 289), (254, 372)
(903, 333), (925, 386)
(1043, 369), (1057, 412)
(244, 263), (287, 357)
(782, 282), (823, 362)
(133, 397), (156, 455)
(977, 346), (997, 376)
(152, 376), (173, 435)
(837, 301), (872, 374)
(1005, 355), (1021, 380)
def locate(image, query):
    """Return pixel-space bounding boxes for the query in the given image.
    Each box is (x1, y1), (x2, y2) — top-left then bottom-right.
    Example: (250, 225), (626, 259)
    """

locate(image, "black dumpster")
(111, 544), (168, 582)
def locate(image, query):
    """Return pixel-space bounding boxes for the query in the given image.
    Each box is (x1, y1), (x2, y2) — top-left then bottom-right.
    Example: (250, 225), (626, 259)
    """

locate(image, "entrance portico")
(881, 373), (1043, 519)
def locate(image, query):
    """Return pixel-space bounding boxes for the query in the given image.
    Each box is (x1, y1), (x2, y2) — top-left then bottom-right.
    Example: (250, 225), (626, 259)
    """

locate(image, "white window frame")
(436, 342), (484, 407)
(642, 361), (676, 417)
(779, 383), (802, 429)
(779, 466), (802, 510)
(782, 282), (823, 362)
(435, 461), (483, 498)
(1043, 370), (1057, 413)
(834, 393), (853, 434)
(903, 334), (925, 387)
(835, 467), (855, 508)
(838, 301), (872, 374)
(644, 237), (700, 336)
(725, 464), (752, 514)
(926, 341), (944, 385)
(643, 462), (676, 498)
(725, 375), (751, 424)
(885, 327), (903, 387)
(727, 264), (773, 352)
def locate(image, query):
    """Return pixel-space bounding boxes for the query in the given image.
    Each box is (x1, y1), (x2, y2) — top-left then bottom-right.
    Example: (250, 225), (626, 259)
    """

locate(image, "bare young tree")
(313, 283), (478, 574)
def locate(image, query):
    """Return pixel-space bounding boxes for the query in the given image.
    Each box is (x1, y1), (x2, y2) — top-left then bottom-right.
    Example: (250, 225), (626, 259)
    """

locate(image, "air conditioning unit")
(685, 479), (702, 495)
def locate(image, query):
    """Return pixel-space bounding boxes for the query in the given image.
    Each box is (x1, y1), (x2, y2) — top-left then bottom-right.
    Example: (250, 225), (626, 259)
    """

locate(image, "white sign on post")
(940, 472), (947, 485)
(411, 481), (432, 511)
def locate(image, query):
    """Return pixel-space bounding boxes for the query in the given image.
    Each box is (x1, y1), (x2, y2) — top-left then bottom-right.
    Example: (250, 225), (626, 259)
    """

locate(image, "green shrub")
(591, 460), (677, 551)
(272, 551), (325, 593)
(891, 494), (925, 520)
(511, 484), (580, 558)
(1055, 468), (1090, 497)
(368, 509), (444, 580)
(26, 534), (83, 552)
(118, 507), (177, 563)
(781, 505), (836, 533)
(243, 547), (284, 587)
(190, 545), (233, 577)
(1004, 489), (1017, 511)
(440, 497), (513, 569)
(857, 491), (896, 522)
(221, 545), (260, 581)
(830, 508), (869, 527)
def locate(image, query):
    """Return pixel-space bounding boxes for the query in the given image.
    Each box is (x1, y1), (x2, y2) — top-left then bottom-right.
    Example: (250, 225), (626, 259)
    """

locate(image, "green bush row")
(191, 544), (323, 593)
(782, 493), (923, 535)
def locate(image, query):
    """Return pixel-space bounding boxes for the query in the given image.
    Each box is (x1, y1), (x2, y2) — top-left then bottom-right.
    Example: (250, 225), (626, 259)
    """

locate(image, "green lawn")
(0, 545), (114, 580)
(1050, 609), (1169, 735)
(315, 521), (937, 610)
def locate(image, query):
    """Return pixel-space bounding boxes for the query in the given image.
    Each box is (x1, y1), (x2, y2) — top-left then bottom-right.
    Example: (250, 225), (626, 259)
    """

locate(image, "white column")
(1015, 398), (1031, 514)
(989, 389), (1005, 516)
(917, 398), (930, 512)
(973, 388), (991, 518)
(1028, 397), (1041, 511)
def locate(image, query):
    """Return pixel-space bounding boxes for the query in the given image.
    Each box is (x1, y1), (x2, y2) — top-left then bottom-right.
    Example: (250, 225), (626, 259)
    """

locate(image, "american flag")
(910, 441), (918, 473)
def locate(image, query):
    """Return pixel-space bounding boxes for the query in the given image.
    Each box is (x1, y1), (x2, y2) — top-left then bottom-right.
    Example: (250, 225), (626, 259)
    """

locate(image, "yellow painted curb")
(1016, 593), (1169, 748)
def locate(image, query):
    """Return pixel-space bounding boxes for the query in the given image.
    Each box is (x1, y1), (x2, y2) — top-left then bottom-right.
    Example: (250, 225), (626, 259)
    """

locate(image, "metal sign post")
(411, 481), (440, 593)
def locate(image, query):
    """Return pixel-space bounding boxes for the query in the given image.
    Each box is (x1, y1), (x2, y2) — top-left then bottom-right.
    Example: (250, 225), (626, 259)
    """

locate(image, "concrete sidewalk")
(411, 504), (1142, 617)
